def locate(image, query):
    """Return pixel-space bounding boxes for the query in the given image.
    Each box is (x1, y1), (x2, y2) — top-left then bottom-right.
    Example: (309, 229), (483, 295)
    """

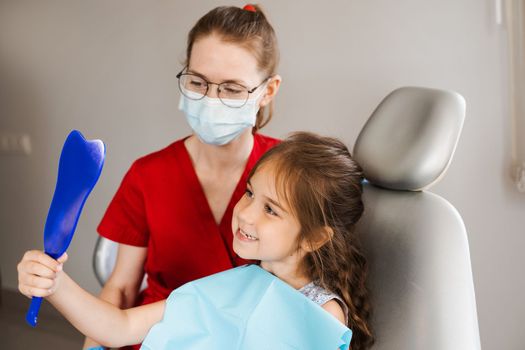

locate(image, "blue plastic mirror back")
(26, 130), (105, 327)
(43, 130), (105, 258)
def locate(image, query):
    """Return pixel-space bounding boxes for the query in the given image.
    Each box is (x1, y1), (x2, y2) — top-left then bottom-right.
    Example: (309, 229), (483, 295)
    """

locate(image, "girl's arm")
(50, 272), (164, 347)
(17, 250), (164, 348)
(83, 243), (147, 349)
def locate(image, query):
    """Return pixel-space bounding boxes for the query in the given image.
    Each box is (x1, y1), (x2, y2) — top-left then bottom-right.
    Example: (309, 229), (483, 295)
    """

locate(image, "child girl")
(17, 132), (374, 349)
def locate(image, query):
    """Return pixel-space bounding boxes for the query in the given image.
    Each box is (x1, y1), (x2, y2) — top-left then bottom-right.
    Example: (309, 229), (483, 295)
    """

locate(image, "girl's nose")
(237, 201), (257, 226)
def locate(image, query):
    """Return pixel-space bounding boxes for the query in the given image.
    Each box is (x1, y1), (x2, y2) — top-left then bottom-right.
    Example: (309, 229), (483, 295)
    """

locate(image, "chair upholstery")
(93, 236), (147, 290)
(354, 87), (481, 349)
(92, 235), (118, 286)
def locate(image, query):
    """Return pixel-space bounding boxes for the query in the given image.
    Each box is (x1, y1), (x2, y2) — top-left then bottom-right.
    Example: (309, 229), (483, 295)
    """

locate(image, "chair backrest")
(353, 87), (481, 349)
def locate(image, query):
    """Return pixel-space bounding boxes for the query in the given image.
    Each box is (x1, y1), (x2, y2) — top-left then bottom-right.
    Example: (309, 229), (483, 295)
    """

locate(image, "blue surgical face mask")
(179, 87), (265, 146)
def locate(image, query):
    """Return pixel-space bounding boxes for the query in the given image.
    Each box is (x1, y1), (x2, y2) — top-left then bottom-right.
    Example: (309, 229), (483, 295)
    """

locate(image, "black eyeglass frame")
(176, 68), (271, 108)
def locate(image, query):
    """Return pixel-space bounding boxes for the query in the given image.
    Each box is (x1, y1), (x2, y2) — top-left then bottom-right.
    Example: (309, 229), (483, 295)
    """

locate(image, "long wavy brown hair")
(185, 5), (279, 131)
(248, 132), (374, 349)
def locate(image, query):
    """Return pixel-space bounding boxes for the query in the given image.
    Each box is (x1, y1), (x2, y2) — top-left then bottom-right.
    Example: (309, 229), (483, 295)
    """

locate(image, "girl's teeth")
(241, 229), (258, 240)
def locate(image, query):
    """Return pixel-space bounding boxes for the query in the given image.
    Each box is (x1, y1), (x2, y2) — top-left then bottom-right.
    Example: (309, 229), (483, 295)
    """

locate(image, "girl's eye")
(245, 188), (254, 198)
(264, 204), (278, 216)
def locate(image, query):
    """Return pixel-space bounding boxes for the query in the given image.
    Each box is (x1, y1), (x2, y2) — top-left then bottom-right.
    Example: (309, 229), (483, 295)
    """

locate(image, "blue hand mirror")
(26, 130), (105, 327)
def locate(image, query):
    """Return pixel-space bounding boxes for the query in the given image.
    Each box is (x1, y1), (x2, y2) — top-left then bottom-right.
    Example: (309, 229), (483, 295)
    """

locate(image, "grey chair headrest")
(353, 87), (465, 191)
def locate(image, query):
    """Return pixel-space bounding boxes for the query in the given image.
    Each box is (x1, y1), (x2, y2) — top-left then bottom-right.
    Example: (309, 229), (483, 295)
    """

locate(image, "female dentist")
(68, 4), (279, 349)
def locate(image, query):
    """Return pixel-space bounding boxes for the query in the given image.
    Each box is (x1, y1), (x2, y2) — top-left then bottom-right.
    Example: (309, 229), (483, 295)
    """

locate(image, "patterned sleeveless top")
(299, 282), (349, 326)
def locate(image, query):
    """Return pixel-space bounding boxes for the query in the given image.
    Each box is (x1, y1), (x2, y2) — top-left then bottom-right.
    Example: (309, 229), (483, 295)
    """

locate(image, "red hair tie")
(243, 4), (256, 12)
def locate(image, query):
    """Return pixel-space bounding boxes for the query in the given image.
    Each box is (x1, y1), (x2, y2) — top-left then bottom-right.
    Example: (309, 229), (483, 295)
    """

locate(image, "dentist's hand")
(17, 250), (68, 298)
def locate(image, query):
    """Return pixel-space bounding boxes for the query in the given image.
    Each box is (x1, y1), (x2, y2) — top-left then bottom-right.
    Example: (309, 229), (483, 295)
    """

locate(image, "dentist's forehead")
(189, 34), (262, 85)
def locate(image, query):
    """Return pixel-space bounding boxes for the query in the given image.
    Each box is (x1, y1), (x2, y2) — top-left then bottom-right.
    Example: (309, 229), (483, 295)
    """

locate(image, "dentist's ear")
(259, 75), (282, 107)
(300, 226), (334, 253)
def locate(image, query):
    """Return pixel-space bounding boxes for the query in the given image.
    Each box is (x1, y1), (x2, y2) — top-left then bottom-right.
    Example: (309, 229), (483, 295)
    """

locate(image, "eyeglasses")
(176, 68), (270, 108)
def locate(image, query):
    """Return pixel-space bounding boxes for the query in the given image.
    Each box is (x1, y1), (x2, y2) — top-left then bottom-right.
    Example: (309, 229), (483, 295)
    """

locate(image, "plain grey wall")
(0, 1), (523, 349)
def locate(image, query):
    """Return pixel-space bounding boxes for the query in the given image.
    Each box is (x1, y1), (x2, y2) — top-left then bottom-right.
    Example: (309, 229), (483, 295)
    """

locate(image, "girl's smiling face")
(232, 163), (304, 268)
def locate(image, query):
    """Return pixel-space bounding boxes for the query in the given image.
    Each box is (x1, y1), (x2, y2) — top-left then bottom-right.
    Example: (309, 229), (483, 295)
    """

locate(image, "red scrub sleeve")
(97, 161), (149, 247)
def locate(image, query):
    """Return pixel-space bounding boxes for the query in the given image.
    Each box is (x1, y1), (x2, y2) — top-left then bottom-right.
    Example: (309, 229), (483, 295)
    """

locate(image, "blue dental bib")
(141, 265), (351, 350)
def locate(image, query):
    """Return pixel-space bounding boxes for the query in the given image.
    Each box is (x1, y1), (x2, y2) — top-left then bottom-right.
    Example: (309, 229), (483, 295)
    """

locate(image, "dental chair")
(353, 87), (481, 349)
(93, 234), (119, 287)
(93, 235), (147, 290)
(93, 86), (481, 349)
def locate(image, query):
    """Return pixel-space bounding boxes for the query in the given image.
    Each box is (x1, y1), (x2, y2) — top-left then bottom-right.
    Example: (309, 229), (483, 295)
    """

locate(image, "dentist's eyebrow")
(187, 68), (248, 87)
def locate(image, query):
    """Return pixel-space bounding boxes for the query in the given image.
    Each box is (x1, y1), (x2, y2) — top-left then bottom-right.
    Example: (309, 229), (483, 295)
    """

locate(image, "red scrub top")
(97, 133), (279, 305)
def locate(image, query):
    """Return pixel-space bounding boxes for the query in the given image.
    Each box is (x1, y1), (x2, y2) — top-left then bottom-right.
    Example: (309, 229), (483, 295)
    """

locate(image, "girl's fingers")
(27, 261), (57, 279)
(18, 269), (55, 290)
(34, 250), (63, 271)
(25, 274), (55, 290)
(17, 258), (56, 279)
(19, 250), (62, 271)
(19, 285), (53, 298)
(56, 252), (68, 265)
(17, 250), (64, 299)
